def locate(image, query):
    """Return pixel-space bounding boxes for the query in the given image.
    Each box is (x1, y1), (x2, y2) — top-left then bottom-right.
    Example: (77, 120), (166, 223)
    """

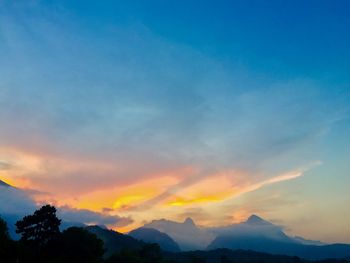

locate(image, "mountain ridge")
(144, 217), (215, 250)
(129, 227), (181, 252)
(86, 225), (145, 258)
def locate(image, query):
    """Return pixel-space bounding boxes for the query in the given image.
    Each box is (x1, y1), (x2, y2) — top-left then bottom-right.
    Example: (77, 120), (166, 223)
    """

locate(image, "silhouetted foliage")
(163, 249), (350, 263)
(55, 227), (105, 263)
(15, 205), (61, 246)
(189, 255), (206, 263)
(221, 255), (235, 263)
(139, 243), (162, 263)
(0, 216), (9, 243)
(0, 216), (17, 263)
(107, 248), (143, 263)
(106, 244), (174, 263)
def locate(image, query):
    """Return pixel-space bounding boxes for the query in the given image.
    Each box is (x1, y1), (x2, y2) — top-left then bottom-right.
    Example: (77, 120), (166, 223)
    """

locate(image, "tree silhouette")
(190, 255), (207, 263)
(0, 216), (17, 263)
(56, 227), (104, 263)
(220, 255), (234, 263)
(0, 216), (9, 243)
(139, 243), (162, 263)
(15, 204), (61, 246)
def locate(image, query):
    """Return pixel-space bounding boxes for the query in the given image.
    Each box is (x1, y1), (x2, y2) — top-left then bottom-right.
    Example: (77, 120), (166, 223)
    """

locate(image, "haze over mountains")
(82, 216), (350, 260)
(144, 217), (215, 250)
(139, 214), (350, 260)
(142, 214), (307, 250)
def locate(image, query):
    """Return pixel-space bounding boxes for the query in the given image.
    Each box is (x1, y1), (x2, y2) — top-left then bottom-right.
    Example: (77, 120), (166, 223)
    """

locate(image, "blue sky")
(0, 0), (350, 242)
(60, 0), (350, 78)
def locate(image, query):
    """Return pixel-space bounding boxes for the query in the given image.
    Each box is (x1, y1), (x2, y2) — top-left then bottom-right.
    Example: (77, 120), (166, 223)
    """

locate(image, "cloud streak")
(58, 206), (133, 227)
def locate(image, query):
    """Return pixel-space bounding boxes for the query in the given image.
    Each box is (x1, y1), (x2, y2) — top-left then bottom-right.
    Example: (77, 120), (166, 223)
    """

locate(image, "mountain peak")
(184, 217), (195, 226)
(0, 179), (11, 187)
(246, 214), (268, 224)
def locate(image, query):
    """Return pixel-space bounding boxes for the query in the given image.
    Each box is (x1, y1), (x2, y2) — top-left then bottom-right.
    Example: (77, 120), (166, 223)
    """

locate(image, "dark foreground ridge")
(165, 249), (350, 263)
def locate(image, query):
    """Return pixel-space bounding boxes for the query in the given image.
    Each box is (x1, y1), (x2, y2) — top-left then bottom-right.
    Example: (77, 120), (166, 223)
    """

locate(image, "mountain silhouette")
(0, 179), (11, 187)
(293, 236), (325, 246)
(207, 215), (350, 260)
(144, 218), (215, 250)
(0, 179), (37, 239)
(140, 214), (350, 258)
(207, 214), (296, 246)
(246, 214), (271, 225)
(86, 225), (145, 257)
(129, 227), (181, 252)
(184, 217), (195, 226)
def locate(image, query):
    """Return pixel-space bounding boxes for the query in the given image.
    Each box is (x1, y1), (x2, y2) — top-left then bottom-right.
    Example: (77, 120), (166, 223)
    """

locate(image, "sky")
(0, 0), (350, 243)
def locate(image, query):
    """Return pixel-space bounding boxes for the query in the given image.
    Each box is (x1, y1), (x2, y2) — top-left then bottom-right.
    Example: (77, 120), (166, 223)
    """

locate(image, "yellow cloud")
(158, 169), (305, 210)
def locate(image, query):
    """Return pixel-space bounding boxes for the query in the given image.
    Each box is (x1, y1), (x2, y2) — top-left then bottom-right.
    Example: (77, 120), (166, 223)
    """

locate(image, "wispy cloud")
(58, 206), (133, 227)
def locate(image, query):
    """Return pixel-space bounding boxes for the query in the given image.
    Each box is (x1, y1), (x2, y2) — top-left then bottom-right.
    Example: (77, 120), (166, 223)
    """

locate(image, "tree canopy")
(15, 204), (61, 246)
(0, 216), (9, 243)
(57, 227), (105, 263)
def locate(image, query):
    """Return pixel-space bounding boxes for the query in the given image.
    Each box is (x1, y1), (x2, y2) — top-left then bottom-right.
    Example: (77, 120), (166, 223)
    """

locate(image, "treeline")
(0, 205), (170, 263)
(0, 205), (349, 263)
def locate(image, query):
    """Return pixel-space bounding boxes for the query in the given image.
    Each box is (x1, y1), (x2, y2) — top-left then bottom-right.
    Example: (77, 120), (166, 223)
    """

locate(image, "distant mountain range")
(82, 223), (350, 261)
(144, 217), (215, 250)
(141, 215), (350, 260)
(209, 214), (297, 244)
(1, 179), (350, 260)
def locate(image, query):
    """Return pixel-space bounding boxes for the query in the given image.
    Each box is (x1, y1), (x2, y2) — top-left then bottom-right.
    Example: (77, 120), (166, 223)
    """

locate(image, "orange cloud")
(71, 175), (179, 212)
(157, 169), (304, 210)
(1, 144), (317, 233)
(0, 147), (42, 189)
(163, 173), (236, 207)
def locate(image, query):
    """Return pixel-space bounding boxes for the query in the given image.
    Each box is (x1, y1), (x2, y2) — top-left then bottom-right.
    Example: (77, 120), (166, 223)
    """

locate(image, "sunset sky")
(0, 0), (350, 243)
